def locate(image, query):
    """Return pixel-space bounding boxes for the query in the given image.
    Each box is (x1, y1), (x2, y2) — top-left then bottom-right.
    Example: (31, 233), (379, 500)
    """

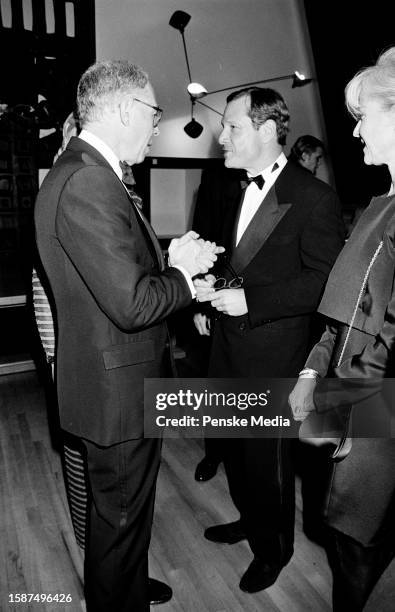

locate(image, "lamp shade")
(292, 71), (312, 87)
(184, 118), (203, 138)
(187, 82), (208, 98)
(169, 10), (191, 33)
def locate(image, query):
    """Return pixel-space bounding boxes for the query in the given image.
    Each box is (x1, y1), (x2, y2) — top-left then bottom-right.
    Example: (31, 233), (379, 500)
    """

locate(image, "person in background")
(34, 59), (222, 612)
(194, 86), (344, 593)
(289, 134), (325, 176)
(289, 46), (395, 611)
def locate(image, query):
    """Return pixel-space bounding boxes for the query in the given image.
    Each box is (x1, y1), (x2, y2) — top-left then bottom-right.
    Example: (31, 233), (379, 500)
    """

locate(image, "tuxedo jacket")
(207, 160), (345, 378)
(34, 137), (191, 446)
(305, 194), (395, 545)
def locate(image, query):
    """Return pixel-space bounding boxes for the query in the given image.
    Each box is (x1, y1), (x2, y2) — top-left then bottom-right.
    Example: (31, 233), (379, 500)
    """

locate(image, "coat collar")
(66, 136), (116, 174)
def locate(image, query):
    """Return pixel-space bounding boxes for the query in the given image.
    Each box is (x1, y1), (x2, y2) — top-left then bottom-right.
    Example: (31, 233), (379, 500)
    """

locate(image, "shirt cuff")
(171, 265), (196, 297)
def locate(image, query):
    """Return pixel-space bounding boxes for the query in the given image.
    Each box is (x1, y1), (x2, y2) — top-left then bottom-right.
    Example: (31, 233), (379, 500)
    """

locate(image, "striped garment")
(32, 269), (55, 363)
(32, 268), (87, 550)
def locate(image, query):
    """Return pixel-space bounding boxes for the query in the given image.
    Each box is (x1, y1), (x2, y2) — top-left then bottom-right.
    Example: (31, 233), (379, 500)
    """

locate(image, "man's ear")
(259, 119), (277, 143)
(119, 96), (133, 126)
(301, 151), (309, 162)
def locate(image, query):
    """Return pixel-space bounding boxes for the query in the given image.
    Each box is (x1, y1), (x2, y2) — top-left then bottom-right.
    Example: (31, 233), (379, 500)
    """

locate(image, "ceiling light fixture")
(170, 10), (314, 137)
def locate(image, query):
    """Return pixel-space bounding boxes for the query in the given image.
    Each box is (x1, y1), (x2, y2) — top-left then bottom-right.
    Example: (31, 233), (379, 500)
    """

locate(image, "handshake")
(168, 231), (224, 278)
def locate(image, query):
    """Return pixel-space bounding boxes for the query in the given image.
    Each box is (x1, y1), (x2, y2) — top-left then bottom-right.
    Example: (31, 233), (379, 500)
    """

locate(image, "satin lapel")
(127, 193), (165, 271)
(231, 186), (292, 272)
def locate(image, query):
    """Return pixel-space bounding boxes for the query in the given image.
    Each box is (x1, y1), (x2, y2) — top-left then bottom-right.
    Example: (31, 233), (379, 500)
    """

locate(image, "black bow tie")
(240, 162), (280, 191)
(241, 174), (265, 190)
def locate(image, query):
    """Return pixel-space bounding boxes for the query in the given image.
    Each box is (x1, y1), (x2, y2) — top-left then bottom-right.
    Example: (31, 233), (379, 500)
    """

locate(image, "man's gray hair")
(77, 60), (149, 125)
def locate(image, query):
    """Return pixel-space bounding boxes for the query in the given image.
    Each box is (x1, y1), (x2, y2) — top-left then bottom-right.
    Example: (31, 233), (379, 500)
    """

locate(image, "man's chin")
(132, 152), (147, 165)
(223, 156), (235, 168)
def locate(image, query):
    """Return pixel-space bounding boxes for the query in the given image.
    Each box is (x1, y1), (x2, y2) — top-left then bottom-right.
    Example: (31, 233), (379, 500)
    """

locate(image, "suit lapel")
(230, 185), (292, 272)
(126, 191), (165, 271)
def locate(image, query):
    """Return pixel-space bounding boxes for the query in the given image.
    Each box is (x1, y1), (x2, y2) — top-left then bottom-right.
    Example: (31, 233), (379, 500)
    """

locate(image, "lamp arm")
(196, 99), (223, 117)
(203, 74), (297, 97)
(181, 31), (193, 83)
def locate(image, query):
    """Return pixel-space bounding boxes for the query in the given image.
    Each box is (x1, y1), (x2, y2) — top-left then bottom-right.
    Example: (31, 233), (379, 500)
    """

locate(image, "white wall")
(150, 168), (201, 236)
(95, 0), (330, 183)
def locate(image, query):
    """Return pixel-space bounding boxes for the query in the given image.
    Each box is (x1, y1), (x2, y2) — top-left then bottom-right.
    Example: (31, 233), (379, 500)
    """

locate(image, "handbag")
(298, 404), (353, 462)
(299, 241), (383, 462)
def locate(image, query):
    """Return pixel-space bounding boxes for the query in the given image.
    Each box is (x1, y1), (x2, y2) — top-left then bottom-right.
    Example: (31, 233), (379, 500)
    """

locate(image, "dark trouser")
(295, 441), (332, 540)
(327, 528), (395, 612)
(223, 437), (295, 564)
(203, 437), (223, 465)
(83, 437), (162, 612)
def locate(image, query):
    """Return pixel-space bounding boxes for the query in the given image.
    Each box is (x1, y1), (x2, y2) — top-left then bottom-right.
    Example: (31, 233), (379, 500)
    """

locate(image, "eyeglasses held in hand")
(132, 97), (163, 128)
(213, 259), (243, 290)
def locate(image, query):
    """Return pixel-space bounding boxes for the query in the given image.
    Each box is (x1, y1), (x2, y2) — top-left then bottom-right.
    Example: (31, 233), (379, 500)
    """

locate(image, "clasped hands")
(168, 231), (224, 277)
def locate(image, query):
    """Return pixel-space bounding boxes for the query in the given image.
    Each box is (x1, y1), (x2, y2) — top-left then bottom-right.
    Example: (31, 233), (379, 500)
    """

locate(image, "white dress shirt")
(78, 130), (195, 295)
(236, 152), (287, 245)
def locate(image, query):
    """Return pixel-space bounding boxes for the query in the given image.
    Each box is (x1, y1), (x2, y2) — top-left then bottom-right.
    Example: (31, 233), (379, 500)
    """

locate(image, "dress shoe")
(303, 523), (329, 548)
(194, 456), (220, 481)
(148, 578), (172, 605)
(239, 555), (291, 593)
(204, 520), (246, 544)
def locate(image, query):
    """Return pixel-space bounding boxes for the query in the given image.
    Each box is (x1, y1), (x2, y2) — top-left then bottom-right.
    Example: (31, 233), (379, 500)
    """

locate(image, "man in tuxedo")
(195, 87), (345, 592)
(34, 60), (221, 612)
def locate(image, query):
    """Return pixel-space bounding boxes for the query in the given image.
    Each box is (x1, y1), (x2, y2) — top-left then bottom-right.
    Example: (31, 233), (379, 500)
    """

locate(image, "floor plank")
(0, 371), (333, 611)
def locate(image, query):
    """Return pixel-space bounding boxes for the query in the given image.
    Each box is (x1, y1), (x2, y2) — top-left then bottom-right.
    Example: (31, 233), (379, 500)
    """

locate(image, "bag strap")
(337, 241), (383, 367)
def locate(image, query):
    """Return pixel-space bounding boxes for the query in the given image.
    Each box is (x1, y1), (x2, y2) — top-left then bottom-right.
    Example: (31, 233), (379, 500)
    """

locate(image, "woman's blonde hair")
(345, 47), (395, 118)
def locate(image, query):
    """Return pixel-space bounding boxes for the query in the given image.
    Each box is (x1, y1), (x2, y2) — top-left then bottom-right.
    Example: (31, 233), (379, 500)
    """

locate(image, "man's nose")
(153, 126), (160, 137)
(218, 128), (227, 145)
(353, 120), (361, 138)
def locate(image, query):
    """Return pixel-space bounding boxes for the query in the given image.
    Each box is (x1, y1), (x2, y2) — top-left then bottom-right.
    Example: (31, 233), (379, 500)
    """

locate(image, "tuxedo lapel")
(230, 185), (292, 272)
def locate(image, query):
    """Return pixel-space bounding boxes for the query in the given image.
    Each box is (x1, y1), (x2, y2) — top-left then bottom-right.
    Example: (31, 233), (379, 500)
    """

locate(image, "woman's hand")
(288, 377), (317, 421)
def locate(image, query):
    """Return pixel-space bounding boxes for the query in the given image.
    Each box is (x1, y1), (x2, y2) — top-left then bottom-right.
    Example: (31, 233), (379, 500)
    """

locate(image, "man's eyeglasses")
(133, 97), (163, 128)
(213, 259), (243, 290)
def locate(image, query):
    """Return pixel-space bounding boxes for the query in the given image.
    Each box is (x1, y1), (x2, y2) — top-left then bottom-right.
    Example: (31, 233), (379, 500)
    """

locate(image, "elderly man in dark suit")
(195, 87), (345, 593)
(34, 60), (222, 612)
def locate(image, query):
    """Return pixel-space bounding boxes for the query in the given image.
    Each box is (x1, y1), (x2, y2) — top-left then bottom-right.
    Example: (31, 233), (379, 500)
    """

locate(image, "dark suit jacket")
(207, 160), (345, 378)
(34, 137), (191, 446)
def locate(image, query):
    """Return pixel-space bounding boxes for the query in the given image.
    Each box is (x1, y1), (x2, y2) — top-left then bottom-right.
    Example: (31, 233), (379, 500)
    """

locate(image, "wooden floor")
(0, 371), (393, 612)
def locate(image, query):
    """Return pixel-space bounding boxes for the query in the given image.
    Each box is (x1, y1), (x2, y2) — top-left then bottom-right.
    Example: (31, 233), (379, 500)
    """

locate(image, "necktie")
(119, 162), (164, 269)
(127, 186), (143, 210)
(120, 162), (143, 209)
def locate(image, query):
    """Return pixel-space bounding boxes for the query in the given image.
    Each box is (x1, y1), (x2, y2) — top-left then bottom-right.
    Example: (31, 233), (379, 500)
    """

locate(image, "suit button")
(239, 322), (246, 331)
